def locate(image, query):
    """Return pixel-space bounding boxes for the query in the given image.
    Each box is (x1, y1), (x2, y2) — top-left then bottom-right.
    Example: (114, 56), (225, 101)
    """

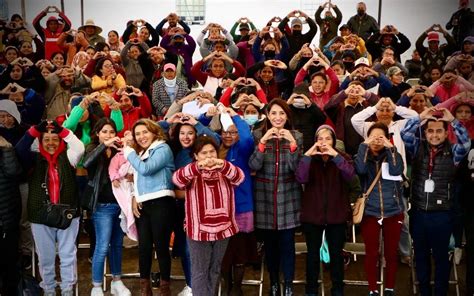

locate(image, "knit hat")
(315, 124), (337, 146)
(291, 18), (303, 28)
(427, 32), (439, 42)
(239, 23), (250, 31)
(78, 19), (102, 35)
(69, 96), (84, 109)
(46, 16), (58, 24)
(0, 99), (21, 124)
(386, 66), (402, 77)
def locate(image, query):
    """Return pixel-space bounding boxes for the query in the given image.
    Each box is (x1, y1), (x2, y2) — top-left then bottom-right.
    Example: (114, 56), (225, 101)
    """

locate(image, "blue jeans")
(410, 209), (453, 296)
(92, 203), (124, 284)
(173, 199), (192, 287)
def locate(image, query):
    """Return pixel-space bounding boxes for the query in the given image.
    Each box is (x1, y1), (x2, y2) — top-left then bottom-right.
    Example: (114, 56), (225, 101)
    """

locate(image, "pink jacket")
(429, 76), (474, 102)
(294, 67), (339, 110)
(438, 95), (474, 142)
(109, 151), (138, 241)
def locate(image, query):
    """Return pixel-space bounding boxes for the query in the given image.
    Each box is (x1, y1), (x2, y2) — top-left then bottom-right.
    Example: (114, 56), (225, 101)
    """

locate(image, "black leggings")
(136, 196), (175, 280)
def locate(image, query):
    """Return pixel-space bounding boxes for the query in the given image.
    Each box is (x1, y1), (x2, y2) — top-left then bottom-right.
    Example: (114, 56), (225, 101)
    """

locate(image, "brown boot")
(159, 279), (171, 296)
(140, 278), (152, 296)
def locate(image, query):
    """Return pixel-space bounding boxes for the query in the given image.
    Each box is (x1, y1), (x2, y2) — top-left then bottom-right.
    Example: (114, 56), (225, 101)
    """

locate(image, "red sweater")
(107, 92), (152, 137)
(219, 87), (267, 112)
(172, 160), (245, 241)
(294, 67), (339, 110)
(32, 11), (71, 59)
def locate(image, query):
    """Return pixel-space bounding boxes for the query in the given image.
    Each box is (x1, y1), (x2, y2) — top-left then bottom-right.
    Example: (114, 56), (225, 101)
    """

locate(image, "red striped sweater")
(172, 160), (245, 241)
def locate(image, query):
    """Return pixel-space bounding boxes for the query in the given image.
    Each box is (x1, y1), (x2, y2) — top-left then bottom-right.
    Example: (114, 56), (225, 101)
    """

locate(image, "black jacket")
(0, 147), (23, 232)
(411, 141), (456, 211)
(82, 143), (117, 212)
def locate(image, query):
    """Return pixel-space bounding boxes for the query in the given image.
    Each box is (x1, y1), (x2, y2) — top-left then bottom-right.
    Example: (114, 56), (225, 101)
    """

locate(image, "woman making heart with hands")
(295, 125), (357, 296)
(249, 98), (303, 295)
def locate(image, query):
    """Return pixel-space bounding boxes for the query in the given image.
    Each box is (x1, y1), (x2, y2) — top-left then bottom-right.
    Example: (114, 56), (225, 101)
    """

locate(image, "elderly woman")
(15, 120), (84, 296)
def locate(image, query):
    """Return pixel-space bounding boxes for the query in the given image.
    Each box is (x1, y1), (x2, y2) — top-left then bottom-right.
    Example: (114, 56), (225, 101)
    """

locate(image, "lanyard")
(428, 147), (439, 177)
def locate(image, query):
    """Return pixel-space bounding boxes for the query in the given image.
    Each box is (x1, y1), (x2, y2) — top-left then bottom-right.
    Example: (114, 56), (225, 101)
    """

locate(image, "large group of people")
(0, 1), (473, 296)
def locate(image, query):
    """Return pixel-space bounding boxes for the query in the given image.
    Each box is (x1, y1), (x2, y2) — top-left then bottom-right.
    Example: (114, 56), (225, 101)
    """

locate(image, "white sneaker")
(178, 285), (193, 296)
(111, 280), (131, 296)
(91, 286), (104, 296)
(454, 247), (463, 265)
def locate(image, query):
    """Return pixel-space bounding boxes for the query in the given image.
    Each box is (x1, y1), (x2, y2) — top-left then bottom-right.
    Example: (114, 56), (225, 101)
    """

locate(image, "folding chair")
(342, 229), (385, 295)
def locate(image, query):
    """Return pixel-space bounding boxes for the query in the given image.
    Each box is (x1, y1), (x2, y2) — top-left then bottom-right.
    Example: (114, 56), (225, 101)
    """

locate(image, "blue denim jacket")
(125, 140), (175, 202)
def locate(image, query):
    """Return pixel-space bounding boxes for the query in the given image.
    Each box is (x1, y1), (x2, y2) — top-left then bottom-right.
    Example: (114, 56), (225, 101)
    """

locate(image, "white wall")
(7, 0), (469, 62)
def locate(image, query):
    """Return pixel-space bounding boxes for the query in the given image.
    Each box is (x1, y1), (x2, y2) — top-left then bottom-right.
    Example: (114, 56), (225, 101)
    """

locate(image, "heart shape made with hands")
(432, 25), (441, 32)
(274, 17), (281, 22)
(0, 83), (26, 94)
(136, 20), (144, 27)
(294, 11), (301, 17)
(241, 18), (248, 23)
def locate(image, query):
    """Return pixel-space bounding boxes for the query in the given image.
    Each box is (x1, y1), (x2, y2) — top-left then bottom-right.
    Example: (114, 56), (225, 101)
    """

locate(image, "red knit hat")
(427, 32), (439, 42)
(46, 16), (58, 24)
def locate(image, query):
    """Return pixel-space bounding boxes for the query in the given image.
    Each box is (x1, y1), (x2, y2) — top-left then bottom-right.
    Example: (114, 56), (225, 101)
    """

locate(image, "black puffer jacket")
(0, 147), (23, 232)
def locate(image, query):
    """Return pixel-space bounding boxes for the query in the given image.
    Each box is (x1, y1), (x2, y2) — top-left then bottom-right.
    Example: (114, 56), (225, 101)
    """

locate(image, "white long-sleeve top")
(351, 105), (419, 175)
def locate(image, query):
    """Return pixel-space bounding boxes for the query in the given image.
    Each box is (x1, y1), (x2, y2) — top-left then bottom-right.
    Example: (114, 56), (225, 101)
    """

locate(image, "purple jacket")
(296, 153), (356, 225)
(160, 34), (196, 85)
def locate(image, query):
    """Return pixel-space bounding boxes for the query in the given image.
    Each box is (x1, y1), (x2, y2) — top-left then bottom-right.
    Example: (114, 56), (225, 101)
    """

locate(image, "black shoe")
(383, 290), (394, 296)
(269, 283), (280, 296)
(151, 272), (160, 288)
(368, 291), (379, 296)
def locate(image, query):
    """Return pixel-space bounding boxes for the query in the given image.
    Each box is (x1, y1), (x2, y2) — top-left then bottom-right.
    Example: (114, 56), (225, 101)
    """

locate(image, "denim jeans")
(172, 199), (191, 287)
(92, 203), (124, 284)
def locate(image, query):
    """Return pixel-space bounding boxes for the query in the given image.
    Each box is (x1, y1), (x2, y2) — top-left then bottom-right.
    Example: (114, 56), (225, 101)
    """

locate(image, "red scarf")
(39, 139), (66, 204)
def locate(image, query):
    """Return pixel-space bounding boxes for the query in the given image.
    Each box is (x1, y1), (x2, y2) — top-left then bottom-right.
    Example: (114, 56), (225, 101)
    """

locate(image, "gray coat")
(249, 129), (303, 230)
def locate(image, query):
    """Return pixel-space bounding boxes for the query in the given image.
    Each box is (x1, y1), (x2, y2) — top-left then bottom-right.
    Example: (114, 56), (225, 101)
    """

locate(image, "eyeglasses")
(222, 131), (238, 136)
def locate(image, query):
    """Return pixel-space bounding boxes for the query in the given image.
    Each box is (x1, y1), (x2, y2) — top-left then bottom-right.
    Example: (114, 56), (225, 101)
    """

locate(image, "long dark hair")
(169, 123), (197, 156)
(90, 117), (117, 144)
(263, 98), (294, 132)
(85, 117), (118, 158)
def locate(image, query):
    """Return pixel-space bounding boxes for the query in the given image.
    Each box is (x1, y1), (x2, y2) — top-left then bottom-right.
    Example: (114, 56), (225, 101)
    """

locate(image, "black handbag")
(39, 202), (77, 230)
(38, 175), (77, 229)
